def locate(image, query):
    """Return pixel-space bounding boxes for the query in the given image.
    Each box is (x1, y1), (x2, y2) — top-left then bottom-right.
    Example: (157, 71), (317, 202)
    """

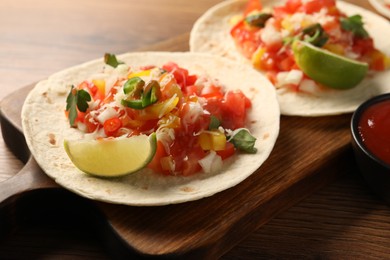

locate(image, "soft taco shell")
(190, 0), (390, 116)
(22, 52), (280, 206)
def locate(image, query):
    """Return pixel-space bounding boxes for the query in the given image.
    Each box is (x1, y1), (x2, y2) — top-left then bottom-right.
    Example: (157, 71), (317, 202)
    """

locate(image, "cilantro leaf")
(208, 115), (221, 130)
(104, 53), (124, 68)
(66, 86), (91, 127)
(76, 88), (91, 112)
(340, 15), (369, 38)
(228, 128), (257, 154)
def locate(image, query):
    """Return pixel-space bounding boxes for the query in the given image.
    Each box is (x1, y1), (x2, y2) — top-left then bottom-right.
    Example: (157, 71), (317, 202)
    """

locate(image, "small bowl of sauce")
(351, 93), (390, 203)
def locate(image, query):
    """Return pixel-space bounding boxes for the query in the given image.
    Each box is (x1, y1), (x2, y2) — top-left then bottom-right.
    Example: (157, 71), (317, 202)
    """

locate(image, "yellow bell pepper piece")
(323, 43), (345, 56)
(199, 131), (226, 151)
(128, 69), (151, 79)
(139, 96), (179, 120)
(251, 47), (266, 70)
(92, 79), (106, 96)
(385, 55), (390, 69)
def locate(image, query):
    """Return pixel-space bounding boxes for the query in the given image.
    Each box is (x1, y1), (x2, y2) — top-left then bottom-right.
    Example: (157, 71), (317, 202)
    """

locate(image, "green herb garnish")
(340, 15), (369, 38)
(66, 85), (91, 127)
(209, 115), (221, 130)
(228, 128), (257, 154)
(245, 13), (272, 28)
(301, 23), (329, 47)
(104, 53), (124, 68)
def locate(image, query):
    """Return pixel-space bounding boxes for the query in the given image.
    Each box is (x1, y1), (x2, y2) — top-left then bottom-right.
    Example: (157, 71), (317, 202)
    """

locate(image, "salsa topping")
(230, 0), (390, 93)
(65, 54), (257, 176)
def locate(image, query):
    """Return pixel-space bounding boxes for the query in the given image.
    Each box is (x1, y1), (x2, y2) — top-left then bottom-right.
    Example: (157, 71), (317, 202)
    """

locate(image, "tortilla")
(369, 0), (390, 19)
(22, 52), (280, 206)
(189, 0), (390, 116)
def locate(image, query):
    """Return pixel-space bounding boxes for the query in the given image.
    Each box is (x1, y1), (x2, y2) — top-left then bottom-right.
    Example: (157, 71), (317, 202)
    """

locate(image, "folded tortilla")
(190, 0), (390, 116)
(22, 52), (280, 206)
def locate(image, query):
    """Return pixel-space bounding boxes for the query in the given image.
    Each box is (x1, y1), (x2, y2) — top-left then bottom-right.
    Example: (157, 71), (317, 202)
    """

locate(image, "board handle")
(0, 156), (58, 205)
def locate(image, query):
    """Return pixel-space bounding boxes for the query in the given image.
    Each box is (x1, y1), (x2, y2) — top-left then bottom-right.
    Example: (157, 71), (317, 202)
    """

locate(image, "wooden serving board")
(0, 33), (355, 259)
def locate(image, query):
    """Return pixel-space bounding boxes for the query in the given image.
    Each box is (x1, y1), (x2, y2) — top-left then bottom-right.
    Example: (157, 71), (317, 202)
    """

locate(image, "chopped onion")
(76, 122), (87, 133)
(198, 151), (223, 174)
(96, 106), (118, 124)
(299, 79), (320, 94)
(261, 18), (283, 46)
(276, 69), (303, 87)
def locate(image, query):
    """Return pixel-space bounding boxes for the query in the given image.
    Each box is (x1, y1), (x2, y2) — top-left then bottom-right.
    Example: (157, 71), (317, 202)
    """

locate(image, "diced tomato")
(137, 119), (159, 133)
(322, 17), (340, 33)
(302, 0), (336, 14)
(186, 74), (198, 86)
(147, 140), (169, 174)
(77, 81), (91, 91)
(184, 85), (198, 96)
(200, 85), (224, 99)
(367, 50), (386, 71)
(173, 68), (189, 88)
(352, 37), (374, 55)
(84, 112), (99, 133)
(180, 102), (211, 134)
(221, 90), (251, 130)
(204, 98), (223, 122)
(285, 0), (302, 13)
(273, 6), (289, 20)
(74, 111), (86, 125)
(244, 0), (262, 15)
(169, 139), (205, 176)
(182, 147), (206, 176)
(162, 62), (178, 72)
(265, 41), (283, 53)
(78, 80), (105, 101)
(65, 109), (86, 125)
(216, 142), (236, 160)
(278, 52), (296, 71)
(162, 62), (197, 89)
(257, 51), (278, 71)
(204, 90), (251, 130)
(230, 20), (261, 59)
(103, 117), (122, 137)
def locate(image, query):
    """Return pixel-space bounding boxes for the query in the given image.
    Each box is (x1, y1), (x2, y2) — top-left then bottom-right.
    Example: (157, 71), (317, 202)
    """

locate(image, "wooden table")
(1, 0), (390, 258)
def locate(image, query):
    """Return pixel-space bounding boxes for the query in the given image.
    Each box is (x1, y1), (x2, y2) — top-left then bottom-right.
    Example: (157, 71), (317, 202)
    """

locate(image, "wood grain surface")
(1, 0), (390, 259)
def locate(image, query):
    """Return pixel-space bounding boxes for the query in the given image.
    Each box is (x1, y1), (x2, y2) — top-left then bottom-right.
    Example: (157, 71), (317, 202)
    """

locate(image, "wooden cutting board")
(0, 33), (355, 259)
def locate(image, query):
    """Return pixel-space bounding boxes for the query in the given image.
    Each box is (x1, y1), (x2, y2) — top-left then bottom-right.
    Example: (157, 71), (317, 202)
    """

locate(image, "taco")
(22, 52), (280, 206)
(190, 0), (390, 116)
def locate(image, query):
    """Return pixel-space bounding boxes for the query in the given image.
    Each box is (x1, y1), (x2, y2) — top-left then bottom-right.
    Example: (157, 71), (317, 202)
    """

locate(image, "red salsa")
(65, 58), (256, 176)
(358, 100), (390, 165)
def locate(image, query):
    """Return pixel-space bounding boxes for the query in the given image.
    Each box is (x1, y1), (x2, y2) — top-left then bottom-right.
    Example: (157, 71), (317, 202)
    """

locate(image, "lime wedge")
(293, 40), (369, 89)
(64, 133), (157, 177)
